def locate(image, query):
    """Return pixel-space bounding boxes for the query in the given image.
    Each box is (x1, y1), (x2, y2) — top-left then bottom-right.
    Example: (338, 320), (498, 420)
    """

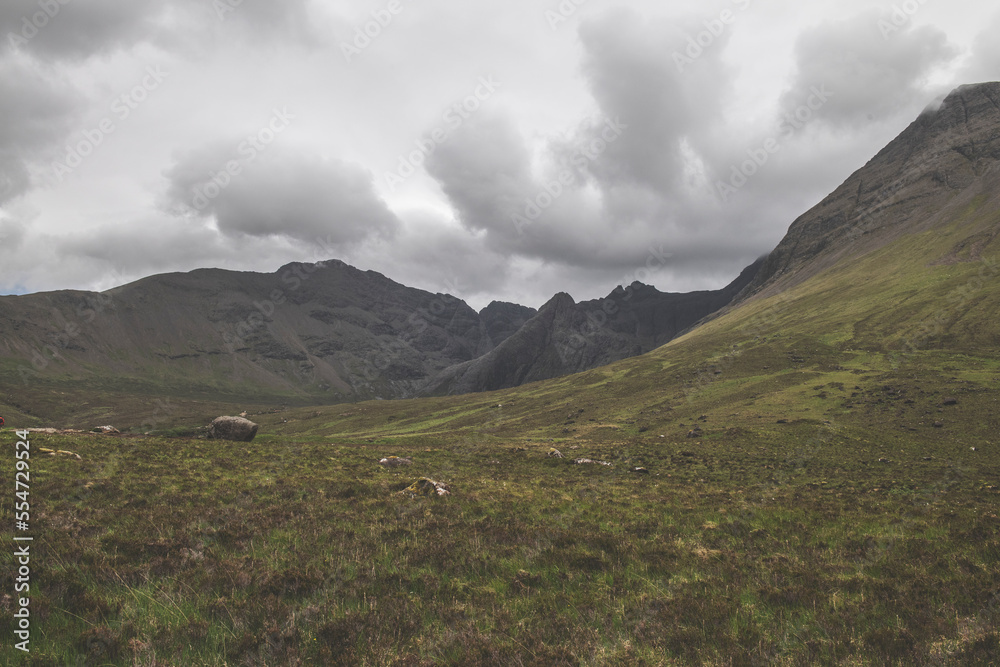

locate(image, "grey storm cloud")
(354, 213), (512, 299)
(1, 0), (993, 308)
(781, 10), (957, 128)
(57, 217), (228, 274)
(423, 112), (534, 241)
(0, 219), (26, 251)
(164, 142), (400, 247)
(423, 8), (749, 276)
(423, 110), (640, 268)
(961, 12), (1000, 83)
(209, 0), (316, 42)
(574, 8), (726, 192)
(0, 60), (80, 203)
(44, 216), (324, 296)
(0, 0), (318, 63)
(0, 0), (166, 61)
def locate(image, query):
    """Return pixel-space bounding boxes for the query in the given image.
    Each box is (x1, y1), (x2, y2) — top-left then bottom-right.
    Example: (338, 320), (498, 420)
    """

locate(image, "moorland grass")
(2, 206), (999, 665)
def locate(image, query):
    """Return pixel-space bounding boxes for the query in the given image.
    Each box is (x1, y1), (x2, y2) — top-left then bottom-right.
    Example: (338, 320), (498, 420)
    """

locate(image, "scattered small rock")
(923, 457), (933, 461)
(631, 467), (650, 474)
(933, 421), (944, 428)
(379, 456), (413, 468)
(399, 478), (450, 498)
(91, 425), (120, 434)
(686, 428), (702, 439)
(180, 548), (205, 562)
(878, 458), (891, 464)
(39, 448), (82, 460)
(548, 448), (564, 458)
(573, 458), (612, 466)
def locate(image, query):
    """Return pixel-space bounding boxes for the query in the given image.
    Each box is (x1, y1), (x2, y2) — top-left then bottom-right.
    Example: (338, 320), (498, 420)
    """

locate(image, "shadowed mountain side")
(0, 259), (496, 404)
(424, 258), (763, 395)
(478, 301), (538, 348)
(733, 81), (1000, 306)
(0, 255), (751, 413)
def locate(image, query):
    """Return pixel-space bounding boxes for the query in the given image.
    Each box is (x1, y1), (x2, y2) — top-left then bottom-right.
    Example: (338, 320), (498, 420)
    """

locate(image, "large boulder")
(208, 416), (259, 442)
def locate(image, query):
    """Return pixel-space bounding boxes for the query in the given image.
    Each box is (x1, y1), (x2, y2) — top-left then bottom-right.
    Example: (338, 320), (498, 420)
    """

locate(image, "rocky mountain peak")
(736, 81), (1000, 302)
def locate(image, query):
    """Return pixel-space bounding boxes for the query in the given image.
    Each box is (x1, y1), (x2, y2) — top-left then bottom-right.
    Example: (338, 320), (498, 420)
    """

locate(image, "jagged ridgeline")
(0, 255), (759, 420)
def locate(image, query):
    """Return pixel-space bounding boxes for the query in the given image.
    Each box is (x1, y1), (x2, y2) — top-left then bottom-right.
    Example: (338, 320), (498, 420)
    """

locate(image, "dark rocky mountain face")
(735, 81), (1000, 303)
(0, 260), (492, 403)
(424, 259), (763, 395)
(0, 255), (755, 405)
(479, 301), (538, 347)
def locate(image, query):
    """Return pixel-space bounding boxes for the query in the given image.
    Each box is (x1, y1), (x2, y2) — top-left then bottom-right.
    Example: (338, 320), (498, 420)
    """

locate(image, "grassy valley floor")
(2, 348), (998, 665)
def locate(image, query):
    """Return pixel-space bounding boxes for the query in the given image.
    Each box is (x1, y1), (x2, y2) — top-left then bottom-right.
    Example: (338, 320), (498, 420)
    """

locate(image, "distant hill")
(425, 259), (763, 395)
(0, 259), (498, 405)
(0, 254), (755, 424)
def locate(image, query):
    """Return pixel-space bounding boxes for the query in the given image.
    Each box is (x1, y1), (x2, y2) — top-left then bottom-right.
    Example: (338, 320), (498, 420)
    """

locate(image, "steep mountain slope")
(734, 81), (1000, 304)
(0, 257), (750, 423)
(478, 301), (538, 347)
(0, 259), (495, 407)
(425, 259), (763, 395)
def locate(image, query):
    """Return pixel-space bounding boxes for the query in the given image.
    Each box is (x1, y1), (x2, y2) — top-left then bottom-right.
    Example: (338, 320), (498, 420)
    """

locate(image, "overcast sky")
(0, 0), (997, 310)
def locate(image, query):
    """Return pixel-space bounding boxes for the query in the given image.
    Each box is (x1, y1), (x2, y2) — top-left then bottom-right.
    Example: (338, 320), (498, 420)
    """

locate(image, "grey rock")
(208, 416), (259, 442)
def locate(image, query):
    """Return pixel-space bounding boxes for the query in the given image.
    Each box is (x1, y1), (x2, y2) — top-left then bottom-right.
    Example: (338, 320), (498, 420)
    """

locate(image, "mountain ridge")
(0, 253), (756, 418)
(3, 81), (999, 428)
(734, 80), (1000, 306)
(423, 257), (764, 395)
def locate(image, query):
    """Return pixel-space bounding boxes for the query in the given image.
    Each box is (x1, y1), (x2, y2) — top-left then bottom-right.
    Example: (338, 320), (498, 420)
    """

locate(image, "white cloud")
(0, 0), (993, 309)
